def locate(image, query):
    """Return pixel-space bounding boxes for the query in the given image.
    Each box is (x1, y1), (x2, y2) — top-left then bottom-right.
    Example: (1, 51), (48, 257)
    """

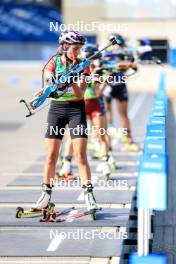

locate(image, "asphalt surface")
(0, 83), (156, 264)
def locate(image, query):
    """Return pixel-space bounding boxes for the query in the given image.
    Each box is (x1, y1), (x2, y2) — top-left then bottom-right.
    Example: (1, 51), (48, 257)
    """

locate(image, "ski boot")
(83, 183), (99, 220)
(108, 152), (116, 172)
(96, 156), (112, 179)
(124, 136), (139, 152)
(31, 183), (52, 210)
(91, 140), (102, 159)
(57, 158), (76, 181)
(16, 183), (54, 219)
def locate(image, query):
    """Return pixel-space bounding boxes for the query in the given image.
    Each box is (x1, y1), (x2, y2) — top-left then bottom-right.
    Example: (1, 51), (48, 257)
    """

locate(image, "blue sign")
(153, 105), (165, 110)
(149, 117), (166, 125)
(138, 171), (167, 210)
(151, 108), (166, 117)
(146, 124), (166, 138)
(137, 156), (167, 210)
(153, 100), (168, 110)
(138, 155), (167, 173)
(153, 100), (167, 107)
(130, 253), (166, 264)
(144, 138), (166, 155)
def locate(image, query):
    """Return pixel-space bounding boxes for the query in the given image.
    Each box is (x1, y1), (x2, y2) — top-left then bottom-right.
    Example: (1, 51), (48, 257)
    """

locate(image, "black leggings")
(45, 100), (88, 140)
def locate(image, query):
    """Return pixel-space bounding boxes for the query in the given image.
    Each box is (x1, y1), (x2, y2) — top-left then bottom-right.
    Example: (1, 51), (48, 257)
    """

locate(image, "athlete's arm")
(72, 79), (87, 99)
(116, 61), (138, 71)
(71, 66), (90, 99)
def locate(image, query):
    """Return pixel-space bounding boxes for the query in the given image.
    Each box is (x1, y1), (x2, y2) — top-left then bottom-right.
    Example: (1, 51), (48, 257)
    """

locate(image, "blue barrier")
(169, 48), (176, 68)
(146, 124), (166, 138)
(153, 99), (167, 107)
(131, 72), (168, 258)
(130, 253), (166, 264)
(158, 72), (165, 91)
(144, 138), (166, 155)
(151, 108), (166, 117)
(149, 116), (166, 125)
(138, 170), (167, 210)
(137, 72), (168, 211)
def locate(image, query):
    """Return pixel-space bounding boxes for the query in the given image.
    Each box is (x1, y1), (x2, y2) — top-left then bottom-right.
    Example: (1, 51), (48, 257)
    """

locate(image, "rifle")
(20, 36), (119, 117)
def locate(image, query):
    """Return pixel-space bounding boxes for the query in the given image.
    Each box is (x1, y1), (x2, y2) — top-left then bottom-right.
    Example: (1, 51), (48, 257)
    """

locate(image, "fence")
(130, 72), (168, 264)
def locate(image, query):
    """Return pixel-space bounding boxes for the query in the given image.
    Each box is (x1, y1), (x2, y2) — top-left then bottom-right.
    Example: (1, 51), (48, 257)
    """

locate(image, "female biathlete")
(31, 31), (97, 212)
(104, 34), (139, 151)
(58, 44), (116, 179)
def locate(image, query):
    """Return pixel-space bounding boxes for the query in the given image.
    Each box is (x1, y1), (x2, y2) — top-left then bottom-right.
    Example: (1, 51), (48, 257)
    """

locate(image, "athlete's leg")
(91, 115), (109, 157)
(104, 96), (112, 125)
(72, 137), (91, 185)
(72, 137), (97, 210)
(116, 99), (133, 143)
(44, 138), (61, 184)
(64, 135), (73, 157)
(31, 138), (61, 210)
(32, 102), (67, 210)
(59, 135), (75, 179)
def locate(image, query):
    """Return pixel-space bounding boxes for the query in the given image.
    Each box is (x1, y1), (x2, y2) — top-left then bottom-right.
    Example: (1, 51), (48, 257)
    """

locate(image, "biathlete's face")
(67, 44), (83, 59)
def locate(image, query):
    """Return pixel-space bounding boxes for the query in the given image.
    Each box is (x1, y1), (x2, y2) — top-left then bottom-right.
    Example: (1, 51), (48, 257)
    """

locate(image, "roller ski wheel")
(40, 206), (75, 223)
(39, 202), (55, 222)
(90, 208), (99, 220)
(16, 207), (24, 218)
(90, 208), (102, 220)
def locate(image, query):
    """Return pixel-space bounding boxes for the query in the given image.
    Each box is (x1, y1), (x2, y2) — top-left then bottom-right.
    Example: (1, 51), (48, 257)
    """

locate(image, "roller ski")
(16, 183), (54, 218)
(56, 207), (102, 222)
(16, 202), (55, 219)
(40, 207), (75, 222)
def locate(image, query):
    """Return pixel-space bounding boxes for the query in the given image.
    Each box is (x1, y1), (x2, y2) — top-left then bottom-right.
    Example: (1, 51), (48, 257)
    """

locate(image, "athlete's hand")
(130, 63), (138, 71)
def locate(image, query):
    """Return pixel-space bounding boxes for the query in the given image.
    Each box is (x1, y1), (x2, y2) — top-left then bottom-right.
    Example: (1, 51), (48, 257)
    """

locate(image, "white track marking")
(77, 191), (84, 201)
(46, 234), (63, 252)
